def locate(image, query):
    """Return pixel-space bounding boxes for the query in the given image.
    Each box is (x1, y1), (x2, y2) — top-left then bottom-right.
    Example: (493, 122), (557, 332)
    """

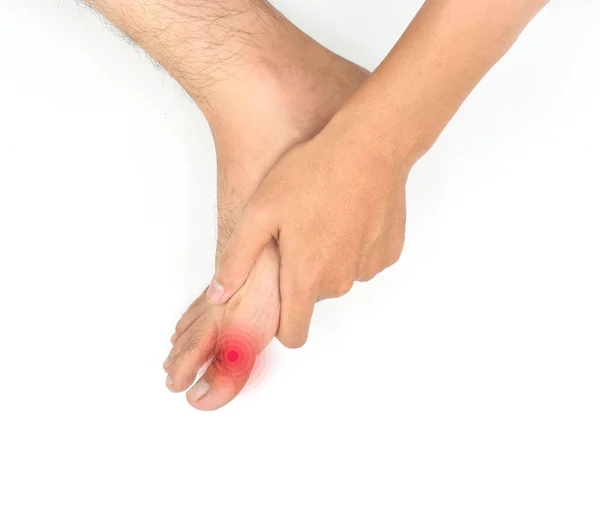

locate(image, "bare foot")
(164, 9), (368, 410)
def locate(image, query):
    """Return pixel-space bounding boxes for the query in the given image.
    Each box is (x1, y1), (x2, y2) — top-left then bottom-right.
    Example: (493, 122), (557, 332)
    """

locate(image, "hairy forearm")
(341, 0), (550, 162)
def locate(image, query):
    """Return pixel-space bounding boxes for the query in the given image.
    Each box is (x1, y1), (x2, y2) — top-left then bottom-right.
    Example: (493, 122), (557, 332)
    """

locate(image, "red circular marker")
(215, 326), (259, 384)
(226, 350), (239, 363)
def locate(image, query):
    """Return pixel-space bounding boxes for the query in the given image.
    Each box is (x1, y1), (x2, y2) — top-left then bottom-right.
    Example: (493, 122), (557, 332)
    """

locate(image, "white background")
(1, 1), (599, 520)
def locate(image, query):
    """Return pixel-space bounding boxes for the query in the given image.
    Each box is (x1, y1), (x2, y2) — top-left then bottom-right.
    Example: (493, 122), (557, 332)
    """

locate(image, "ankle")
(203, 40), (365, 151)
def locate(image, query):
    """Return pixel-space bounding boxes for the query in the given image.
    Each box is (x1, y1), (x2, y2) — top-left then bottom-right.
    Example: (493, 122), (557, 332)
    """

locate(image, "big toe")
(186, 325), (260, 411)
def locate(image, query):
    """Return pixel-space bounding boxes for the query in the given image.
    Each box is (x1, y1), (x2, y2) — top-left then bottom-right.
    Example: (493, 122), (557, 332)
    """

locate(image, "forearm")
(340, 0), (550, 162)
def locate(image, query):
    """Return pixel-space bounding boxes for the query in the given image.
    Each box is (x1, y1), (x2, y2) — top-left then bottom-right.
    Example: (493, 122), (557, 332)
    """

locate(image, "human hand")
(207, 110), (413, 347)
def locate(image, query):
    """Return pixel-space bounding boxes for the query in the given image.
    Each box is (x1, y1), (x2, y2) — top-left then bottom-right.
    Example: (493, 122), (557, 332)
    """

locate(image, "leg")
(84, 0), (368, 409)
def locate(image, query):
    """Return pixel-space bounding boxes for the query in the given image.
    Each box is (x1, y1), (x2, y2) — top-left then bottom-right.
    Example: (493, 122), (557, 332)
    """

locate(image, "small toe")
(165, 318), (218, 393)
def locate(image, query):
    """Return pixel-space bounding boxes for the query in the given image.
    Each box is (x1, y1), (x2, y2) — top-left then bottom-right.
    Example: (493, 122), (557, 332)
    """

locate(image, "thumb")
(207, 202), (276, 306)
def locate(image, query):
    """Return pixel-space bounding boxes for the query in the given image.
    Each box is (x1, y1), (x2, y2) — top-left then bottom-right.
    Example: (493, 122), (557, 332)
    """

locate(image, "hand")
(206, 111), (412, 347)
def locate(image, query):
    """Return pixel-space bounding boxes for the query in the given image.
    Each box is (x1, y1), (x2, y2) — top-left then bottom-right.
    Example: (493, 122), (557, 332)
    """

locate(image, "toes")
(165, 318), (218, 393)
(170, 290), (209, 346)
(186, 325), (260, 411)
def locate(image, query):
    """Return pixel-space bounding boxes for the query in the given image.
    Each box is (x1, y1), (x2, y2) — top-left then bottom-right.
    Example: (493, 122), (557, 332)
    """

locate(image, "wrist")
(327, 95), (431, 173)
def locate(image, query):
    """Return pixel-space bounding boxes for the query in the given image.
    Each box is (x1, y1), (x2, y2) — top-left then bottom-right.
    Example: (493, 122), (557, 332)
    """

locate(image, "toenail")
(189, 378), (210, 401)
(165, 374), (174, 389)
(206, 279), (224, 305)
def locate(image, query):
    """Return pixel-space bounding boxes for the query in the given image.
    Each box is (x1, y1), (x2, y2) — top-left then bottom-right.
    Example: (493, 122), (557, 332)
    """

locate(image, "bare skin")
(209, 0), (551, 348)
(166, 50), (367, 411)
(86, 0), (550, 407)
(85, 0), (368, 409)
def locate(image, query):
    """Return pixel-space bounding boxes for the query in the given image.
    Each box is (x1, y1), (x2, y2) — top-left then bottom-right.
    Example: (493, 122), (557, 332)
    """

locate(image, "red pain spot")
(216, 326), (259, 383)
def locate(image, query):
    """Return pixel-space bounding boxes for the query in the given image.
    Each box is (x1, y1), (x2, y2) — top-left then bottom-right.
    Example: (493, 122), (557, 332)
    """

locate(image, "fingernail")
(170, 333), (177, 344)
(189, 378), (210, 401)
(206, 279), (224, 305)
(165, 374), (174, 389)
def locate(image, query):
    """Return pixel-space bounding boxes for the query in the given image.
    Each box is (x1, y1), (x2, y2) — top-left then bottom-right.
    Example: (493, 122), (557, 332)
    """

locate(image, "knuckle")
(175, 321), (187, 336)
(358, 270), (378, 283)
(390, 249), (404, 266)
(331, 278), (354, 298)
(180, 331), (203, 359)
(278, 329), (308, 349)
(248, 199), (272, 228)
(385, 241), (405, 268)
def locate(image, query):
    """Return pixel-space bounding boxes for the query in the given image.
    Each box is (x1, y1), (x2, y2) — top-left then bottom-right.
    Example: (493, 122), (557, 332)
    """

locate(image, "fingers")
(277, 293), (315, 348)
(207, 202), (275, 306)
(357, 217), (406, 282)
(276, 262), (317, 348)
(357, 248), (402, 282)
